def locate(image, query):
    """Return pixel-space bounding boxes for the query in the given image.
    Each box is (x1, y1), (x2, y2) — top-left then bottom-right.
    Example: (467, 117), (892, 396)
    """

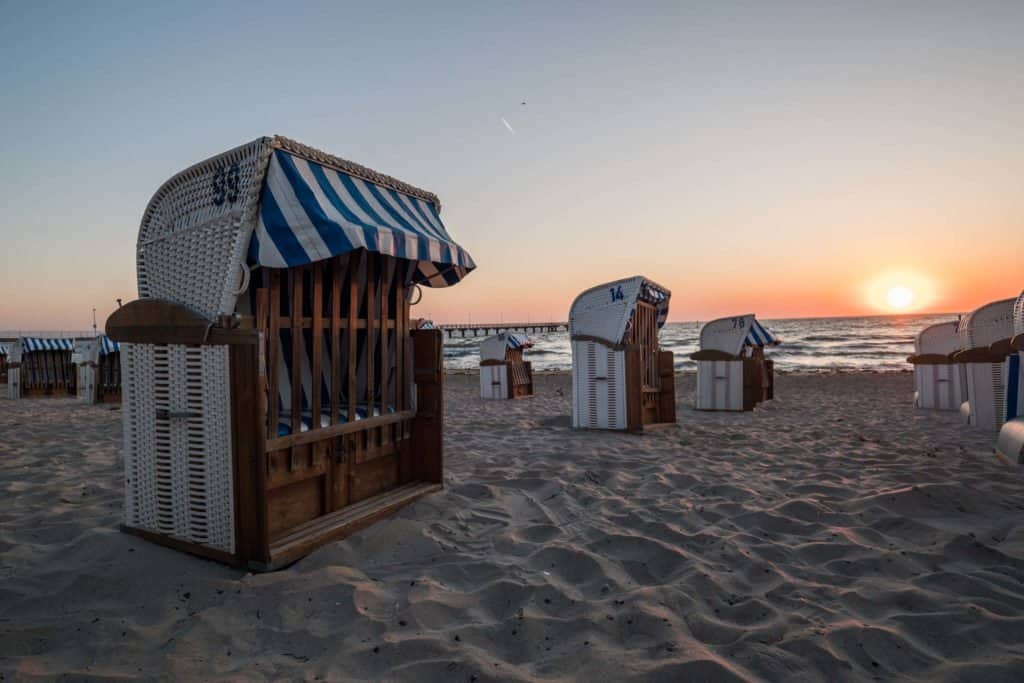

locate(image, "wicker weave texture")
(138, 138), (271, 319)
(122, 343), (235, 552)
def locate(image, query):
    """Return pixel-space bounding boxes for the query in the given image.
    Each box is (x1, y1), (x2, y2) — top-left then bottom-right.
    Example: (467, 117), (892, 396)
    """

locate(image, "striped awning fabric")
(0, 343), (7, 356)
(100, 336), (120, 356)
(745, 319), (779, 347)
(506, 333), (531, 349)
(638, 280), (671, 330)
(22, 337), (74, 352)
(249, 150), (475, 287)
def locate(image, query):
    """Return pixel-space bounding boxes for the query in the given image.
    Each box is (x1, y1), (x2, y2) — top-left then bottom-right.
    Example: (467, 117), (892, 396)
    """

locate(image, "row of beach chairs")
(473, 276), (780, 423)
(909, 294), (1024, 463)
(30, 136), (779, 571)
(4, 336), (121, 403)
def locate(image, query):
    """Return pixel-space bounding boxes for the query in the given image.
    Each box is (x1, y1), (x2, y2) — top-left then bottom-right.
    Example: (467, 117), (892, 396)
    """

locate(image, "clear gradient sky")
(1, 1), (1022, 330)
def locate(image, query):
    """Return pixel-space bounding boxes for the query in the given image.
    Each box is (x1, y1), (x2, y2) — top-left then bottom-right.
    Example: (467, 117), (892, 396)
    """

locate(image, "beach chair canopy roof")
(136, 136), (475, 322)
(699, 314), (780, 356)
(99, 336), (121, 356)
(480, 332), (531, 361)
(958, 298), (1015, 350)
(22, 337), (74, 353)
(569, 276), (671, 345)
(915, 321), (961, 356)
(416, 319), (435, 330)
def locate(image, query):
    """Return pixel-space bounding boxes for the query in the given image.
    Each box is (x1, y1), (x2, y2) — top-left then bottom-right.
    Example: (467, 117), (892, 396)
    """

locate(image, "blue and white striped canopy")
(638, 280), (672, 330)
(99, 336), (120, 356)
(22, 337), (74, 353)
(745, 319), (779, 347)
(249, 150), (475, 287)
(506, 333), (531, 349)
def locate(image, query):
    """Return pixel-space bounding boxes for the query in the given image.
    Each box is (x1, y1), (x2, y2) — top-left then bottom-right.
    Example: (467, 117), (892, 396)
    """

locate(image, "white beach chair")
(104, 135), (475, 570)
(72, 338), (101, 403)
(8, 337), (76, 399)
(954, 298), (1016, 431)
(479, 332), (533, 400)
(569, 275), (675, 431)
(995, 290), (1024, 463)
(691, 314), (780, 411)
(907, 320), (966, 411)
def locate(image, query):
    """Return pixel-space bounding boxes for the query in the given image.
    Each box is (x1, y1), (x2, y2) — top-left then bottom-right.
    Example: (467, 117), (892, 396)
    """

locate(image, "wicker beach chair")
(953, 298), (1016, 431)
(995, 291), (1024, 463)
(691, 314), (780, 411)
(906, 321), (966, 411)
(569, 276), (675, 431)
(479, 332), (534, 399)
(106, 136), (475, 570)
(7, 337), (76, 399)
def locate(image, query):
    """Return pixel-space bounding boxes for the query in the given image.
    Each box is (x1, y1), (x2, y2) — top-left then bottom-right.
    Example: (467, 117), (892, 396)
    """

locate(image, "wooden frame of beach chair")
(569, 276), (675, 432)
(479, 332), (534, 400)
(691, 314), (780, 412)
(906, 320), (965, 411)
(11, 338), (77, 399)
(0, 344), (8, 386)
(952, 297), (1016, 431)
(106, 136), (474, 570)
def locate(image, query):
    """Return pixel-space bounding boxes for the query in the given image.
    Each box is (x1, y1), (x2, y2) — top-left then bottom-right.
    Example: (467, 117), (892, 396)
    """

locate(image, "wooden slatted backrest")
(625, 301), (659, 390)
(254, 252), (410, 439)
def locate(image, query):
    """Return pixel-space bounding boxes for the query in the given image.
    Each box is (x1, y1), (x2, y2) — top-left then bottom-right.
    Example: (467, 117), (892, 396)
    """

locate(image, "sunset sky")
(1, 1), (1022, 331)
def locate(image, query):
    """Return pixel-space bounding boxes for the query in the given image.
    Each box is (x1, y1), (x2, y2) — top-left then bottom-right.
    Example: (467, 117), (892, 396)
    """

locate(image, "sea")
(441, 314), (961, 374)
(2, 313), (960, 374)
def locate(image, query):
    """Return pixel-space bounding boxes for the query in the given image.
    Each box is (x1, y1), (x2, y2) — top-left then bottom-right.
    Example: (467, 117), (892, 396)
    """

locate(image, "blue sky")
(2, 1), (1023, 328)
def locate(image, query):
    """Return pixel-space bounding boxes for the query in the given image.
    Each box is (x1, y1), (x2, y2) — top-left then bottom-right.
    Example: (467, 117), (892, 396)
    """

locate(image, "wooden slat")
(264, 409), (416, 451)
(290, 268), (303, 467)
(330, 255), (345, 426)
(268, 270), (281, 446)
(229, 343), (269, 565)
(365, 253), (377, 448)
(265, 482), (441, 570)
(311, 264), (324, 432)
(380, 258), (395, 445)
(347, 251), (361, 423)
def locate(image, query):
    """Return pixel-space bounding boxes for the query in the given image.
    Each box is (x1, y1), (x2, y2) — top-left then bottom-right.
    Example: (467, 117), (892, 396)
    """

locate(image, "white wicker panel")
(572, 341), (625, 430)
(122, 343), (235, 553)
(696, 360), (743, 411)
(479, 364), (508, 400)
(964, 361), (1007, 431)
(137, 138), (271, 319)
(914, 364), (963, 411)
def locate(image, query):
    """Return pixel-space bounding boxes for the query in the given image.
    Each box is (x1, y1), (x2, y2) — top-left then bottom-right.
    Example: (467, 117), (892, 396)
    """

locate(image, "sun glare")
(864, 271), (935, 313)
(886, 286), (914, 310)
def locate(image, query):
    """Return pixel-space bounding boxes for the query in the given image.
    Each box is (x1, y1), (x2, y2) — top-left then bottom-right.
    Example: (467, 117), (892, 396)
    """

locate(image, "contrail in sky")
(501, 117), (515, 135)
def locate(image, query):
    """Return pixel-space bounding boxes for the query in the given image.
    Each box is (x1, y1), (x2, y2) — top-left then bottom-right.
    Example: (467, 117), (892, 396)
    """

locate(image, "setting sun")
(886, 286), (914, 310)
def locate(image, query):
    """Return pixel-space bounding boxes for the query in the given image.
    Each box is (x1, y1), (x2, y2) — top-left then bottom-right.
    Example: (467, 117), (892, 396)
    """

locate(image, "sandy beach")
(2, 372), (1024, 681)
